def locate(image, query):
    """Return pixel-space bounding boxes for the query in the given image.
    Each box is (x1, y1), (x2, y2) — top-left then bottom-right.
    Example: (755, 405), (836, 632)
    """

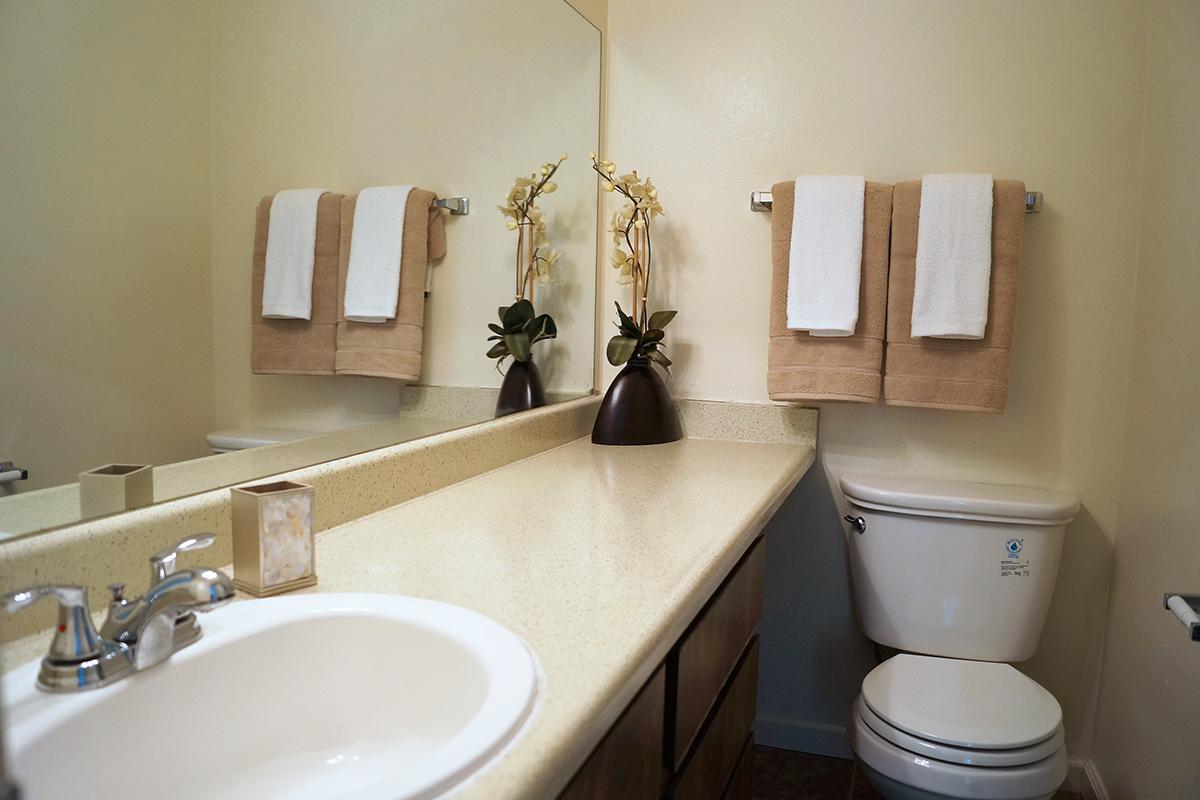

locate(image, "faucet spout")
(101, 567), (235, 670)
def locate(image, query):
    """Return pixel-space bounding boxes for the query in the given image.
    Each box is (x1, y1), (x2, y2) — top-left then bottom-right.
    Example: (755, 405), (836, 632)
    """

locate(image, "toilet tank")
(840, 474), (1079, 662)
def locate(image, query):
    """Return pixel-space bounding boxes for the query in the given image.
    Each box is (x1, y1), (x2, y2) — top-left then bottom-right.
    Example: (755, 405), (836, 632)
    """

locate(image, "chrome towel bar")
(750, 190), (1042, 213)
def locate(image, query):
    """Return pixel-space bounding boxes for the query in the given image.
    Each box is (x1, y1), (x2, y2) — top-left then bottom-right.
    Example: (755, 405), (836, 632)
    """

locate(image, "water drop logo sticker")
(1001, 538), (1031, 577)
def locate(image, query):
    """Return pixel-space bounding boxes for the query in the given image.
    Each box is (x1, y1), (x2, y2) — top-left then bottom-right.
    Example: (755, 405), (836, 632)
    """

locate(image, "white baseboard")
(1080, 760), (1111, 800)
(753, 714), (852, 759)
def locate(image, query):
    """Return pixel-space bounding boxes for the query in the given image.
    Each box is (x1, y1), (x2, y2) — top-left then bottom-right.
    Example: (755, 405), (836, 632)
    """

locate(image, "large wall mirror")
(0, 0), (601, 539)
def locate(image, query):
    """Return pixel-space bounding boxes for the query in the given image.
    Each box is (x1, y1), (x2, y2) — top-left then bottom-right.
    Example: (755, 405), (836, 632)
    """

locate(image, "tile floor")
(752, 745), (1080, 800)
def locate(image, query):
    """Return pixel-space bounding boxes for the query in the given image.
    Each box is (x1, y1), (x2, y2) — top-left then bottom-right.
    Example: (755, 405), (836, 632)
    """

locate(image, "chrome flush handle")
(844, 515), (867, 534)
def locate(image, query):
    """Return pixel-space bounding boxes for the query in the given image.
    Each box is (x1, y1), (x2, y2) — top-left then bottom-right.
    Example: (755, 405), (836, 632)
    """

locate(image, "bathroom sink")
(3, 594), (540, 800)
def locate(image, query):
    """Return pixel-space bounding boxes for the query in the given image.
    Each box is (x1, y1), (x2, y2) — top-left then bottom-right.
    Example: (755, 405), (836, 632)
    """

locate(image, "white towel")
(261, 188), (328, 319)
(344, 185), (414, 323)
(912, 173), (994, 339)
(786, 175), (866, 337)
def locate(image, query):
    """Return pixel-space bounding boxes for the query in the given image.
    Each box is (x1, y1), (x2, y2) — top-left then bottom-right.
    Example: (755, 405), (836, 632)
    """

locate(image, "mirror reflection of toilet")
(205, 428), (308, 455)
(840, 474), (1079, 800)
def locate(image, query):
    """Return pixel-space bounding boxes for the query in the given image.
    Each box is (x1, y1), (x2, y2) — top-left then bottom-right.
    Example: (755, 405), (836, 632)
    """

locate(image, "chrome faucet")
(3, 533), (234, 691)
(100, 534), (234, 670)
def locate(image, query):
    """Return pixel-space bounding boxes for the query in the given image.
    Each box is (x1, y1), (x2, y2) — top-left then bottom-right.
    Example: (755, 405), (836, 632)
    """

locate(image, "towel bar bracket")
(433, 197), (470, 215)
(749, 189), (1043, 214)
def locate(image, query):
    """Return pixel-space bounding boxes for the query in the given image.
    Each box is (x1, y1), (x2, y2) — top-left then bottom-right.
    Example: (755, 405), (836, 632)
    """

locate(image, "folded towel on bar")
(251, 191), (344, 375)
(884, 179), (1026, 413)
(335, 189), (446, 381)
(912, 173), (994, 338)
(786, 175), (866, 337)
(261, 188), (330, 319)
(343, 185), (415, 322)
(768, 180), (894, 403)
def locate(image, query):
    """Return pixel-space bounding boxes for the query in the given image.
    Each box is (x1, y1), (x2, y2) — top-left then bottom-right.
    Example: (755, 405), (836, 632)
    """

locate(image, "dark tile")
(848, 760), (884, 799)
(846, 758), (1081, 800)
(752, 745), (854, 800)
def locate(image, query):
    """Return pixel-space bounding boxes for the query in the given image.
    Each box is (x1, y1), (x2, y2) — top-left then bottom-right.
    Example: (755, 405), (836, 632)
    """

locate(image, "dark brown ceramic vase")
(495, 358), (547, 417)
(591, 357), (683, 446)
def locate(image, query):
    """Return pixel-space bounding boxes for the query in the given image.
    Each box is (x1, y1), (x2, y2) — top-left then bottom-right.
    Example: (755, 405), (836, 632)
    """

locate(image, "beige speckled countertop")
(302, 434), (814, 799)
(1, 399), (816, 799)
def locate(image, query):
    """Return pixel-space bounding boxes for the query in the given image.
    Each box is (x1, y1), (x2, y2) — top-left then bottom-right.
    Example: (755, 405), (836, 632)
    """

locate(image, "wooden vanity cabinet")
(558, 537), (765, 800)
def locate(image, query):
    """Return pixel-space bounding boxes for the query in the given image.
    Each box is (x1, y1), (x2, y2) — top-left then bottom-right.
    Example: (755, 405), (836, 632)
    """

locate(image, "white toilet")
(205, 428), (309, 454)
(840, 474), (1080, 800)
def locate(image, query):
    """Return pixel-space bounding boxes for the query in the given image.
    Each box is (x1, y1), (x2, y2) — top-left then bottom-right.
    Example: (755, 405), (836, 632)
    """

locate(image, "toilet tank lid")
(840, 474), (1079, 524)
(206, 428), (310, 450)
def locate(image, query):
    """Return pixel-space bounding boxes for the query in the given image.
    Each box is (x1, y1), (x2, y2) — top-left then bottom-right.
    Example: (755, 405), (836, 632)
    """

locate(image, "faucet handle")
(4, 584), (134, 691)
(4, 584), (102, 662)
(149, 533), (217, 583)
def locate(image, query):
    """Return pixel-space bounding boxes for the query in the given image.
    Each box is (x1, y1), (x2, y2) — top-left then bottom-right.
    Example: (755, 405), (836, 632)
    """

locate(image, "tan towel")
(768, 180), (894, 403)
(251, 192), (343, 375)
(884, 179), (1026, 412)
(335, 188), (446, 380)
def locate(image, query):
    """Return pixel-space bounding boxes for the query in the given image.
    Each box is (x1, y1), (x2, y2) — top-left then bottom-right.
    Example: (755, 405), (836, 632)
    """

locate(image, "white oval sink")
(4, 594), (539, 800)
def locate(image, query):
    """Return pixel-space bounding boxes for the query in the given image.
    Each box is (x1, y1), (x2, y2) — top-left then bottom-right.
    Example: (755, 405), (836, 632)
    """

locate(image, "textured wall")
(1090, 1), (1200, 796)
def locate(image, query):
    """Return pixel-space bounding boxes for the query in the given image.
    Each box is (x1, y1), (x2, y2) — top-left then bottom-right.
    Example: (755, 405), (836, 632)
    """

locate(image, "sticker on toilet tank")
(1001, 538), (1030, 577)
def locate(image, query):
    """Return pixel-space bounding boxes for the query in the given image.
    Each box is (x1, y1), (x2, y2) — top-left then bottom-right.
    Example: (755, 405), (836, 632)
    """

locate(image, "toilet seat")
(851, 655), (1068, 799)
(857, 697), (1065, 768)
(861, 654), (1062, 750)
(851, 704), (1067, 800)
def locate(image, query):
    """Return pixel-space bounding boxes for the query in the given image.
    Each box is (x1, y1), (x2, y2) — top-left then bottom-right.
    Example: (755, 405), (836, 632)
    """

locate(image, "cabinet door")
(722, 735), (754, 800)
(558, 666), (665, 800)
(673, 538), (764, 766)
(673, 638), (760, 800)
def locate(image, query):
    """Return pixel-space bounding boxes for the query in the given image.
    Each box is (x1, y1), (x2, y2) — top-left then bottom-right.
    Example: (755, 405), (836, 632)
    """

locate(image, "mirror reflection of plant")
(487, 154), (566, 368)
(487, 299), (557, 368)
(589, 153), (677, 372)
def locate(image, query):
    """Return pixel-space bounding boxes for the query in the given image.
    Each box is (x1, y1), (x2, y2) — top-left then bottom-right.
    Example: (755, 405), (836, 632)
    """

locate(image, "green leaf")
(487, 334), (502, 341)
(486, 341), (509, 359)
(606, 334), (639, 366)
(645, 348), (672, 371)
(504, 331), (532, 362)
(614, 302), (641, 336)
(503, 299), (535, 329)
(528, 313), (558, 344)
(648, 310), (677, 331)
(488, 323), (505, 335)
(641, 328), (665, 346)
(498, 305), (510, 323)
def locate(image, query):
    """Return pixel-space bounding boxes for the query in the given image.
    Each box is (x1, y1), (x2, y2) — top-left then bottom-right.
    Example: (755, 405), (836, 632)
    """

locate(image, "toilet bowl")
(850, 655), (1067, 800)
(839, 474), (1079, 800)
(205, 428), (309, 454)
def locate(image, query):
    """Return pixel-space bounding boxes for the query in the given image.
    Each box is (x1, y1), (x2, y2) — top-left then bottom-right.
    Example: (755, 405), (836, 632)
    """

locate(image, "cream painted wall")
(208, 0), (600, 433)
(1090, 2), (1200, 796)
(0, 1), (215, 491)
(605, 0), (1149, 758)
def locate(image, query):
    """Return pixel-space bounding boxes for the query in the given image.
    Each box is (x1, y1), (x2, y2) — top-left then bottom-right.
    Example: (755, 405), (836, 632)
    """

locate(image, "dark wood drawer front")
(722, 735), (755, 800)
(674, 538), (765, 766)
(673, 638), (760, 800)
(558, 666), (665, 800)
